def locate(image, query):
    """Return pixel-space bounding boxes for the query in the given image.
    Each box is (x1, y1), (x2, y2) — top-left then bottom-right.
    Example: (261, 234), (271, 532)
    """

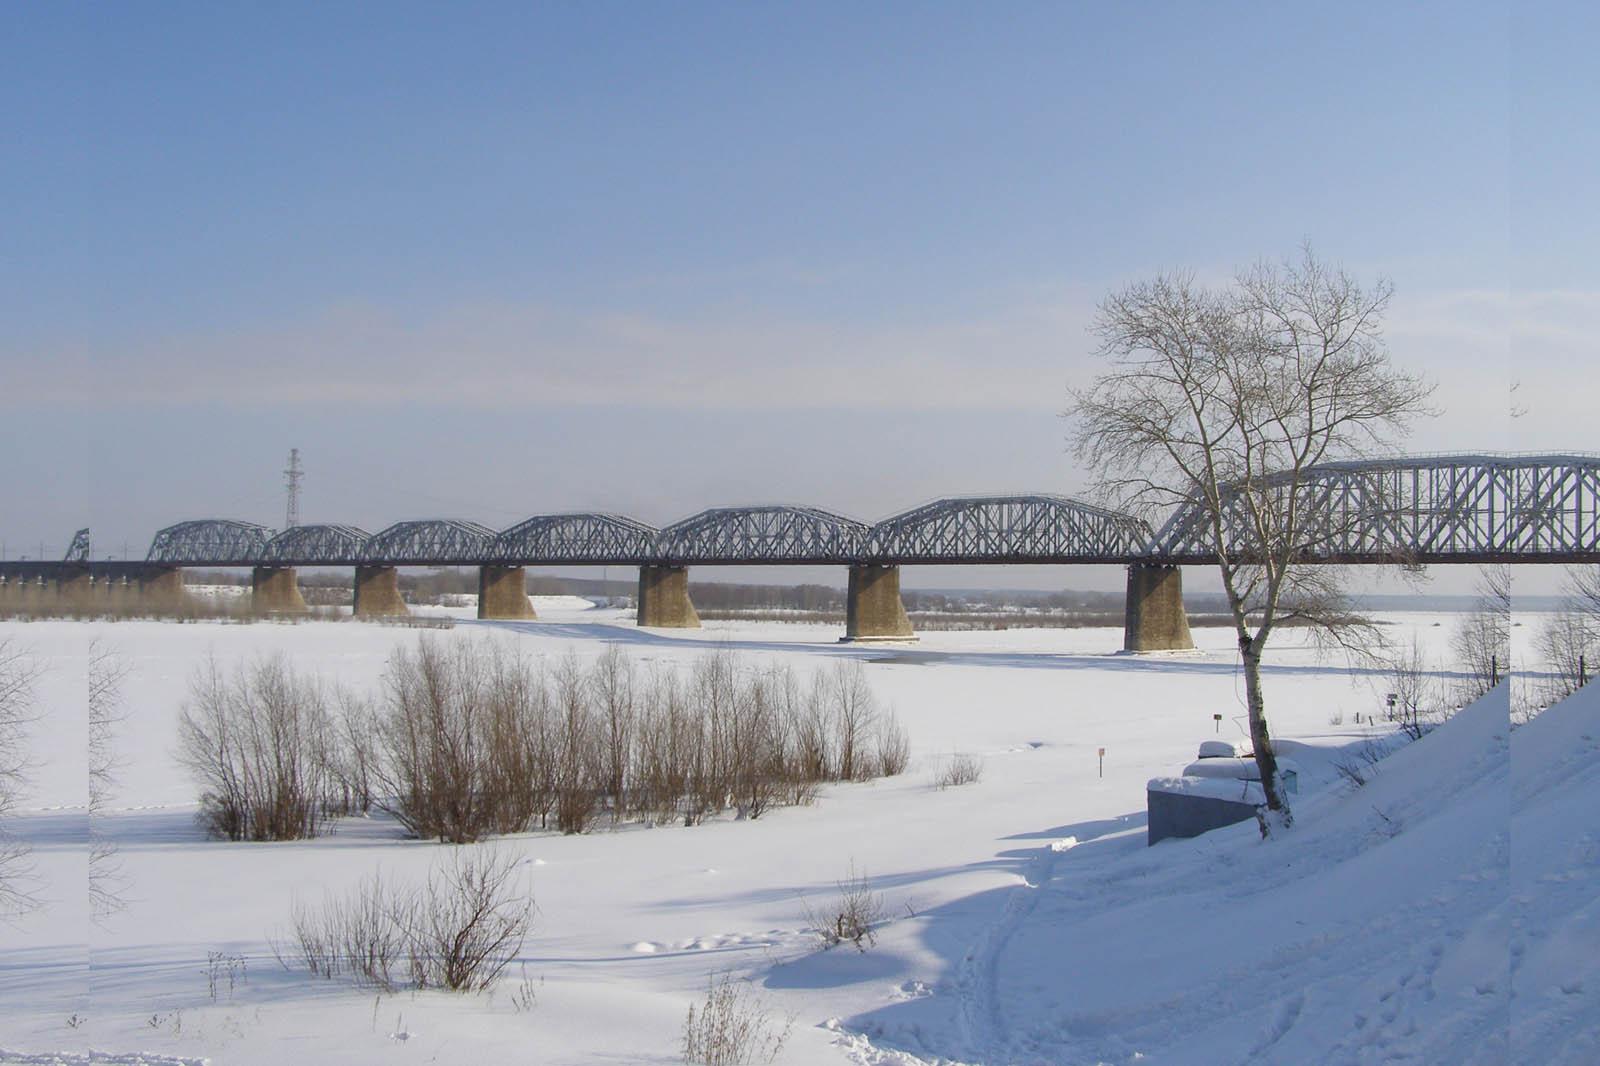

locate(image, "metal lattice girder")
(490, 513), (659, 565)
(147, 519), (275, 565)
(360, 519), (498, 565)
(65, 528), (91, 563)
(260, 524), (371, 566)
(1147, 454), (1600, 564)
(866, 495), (1154, 564)
(656, 505), (870, 564)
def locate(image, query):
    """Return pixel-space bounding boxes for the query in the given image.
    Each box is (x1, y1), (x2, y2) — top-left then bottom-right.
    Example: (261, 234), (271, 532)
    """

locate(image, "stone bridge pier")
(1123, 563), (1194, 652)
(637, 565), (699, 628)
(354, 566), (409, 618)
(138, 566), (189, 613)
(844, 564), (916, 642)
(478, 565), (537, 620)
(253, 567), (308, 613)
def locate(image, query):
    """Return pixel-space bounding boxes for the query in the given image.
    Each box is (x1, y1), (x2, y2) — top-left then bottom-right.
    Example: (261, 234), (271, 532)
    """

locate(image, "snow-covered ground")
(0, 604), (1586, 1064)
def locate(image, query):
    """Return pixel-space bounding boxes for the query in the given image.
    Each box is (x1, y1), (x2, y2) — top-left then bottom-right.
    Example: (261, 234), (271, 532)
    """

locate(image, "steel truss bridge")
(103, 454), (1597, 570)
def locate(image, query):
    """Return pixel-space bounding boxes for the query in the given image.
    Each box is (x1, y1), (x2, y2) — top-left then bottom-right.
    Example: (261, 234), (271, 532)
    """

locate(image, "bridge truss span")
(1147, 454), (1600, 564)
(360, 520), (498, 566)
(655, 505), (870, 565)
(147, 520), (275, 566)
(260, 524), (371, 566)
(866, 494), (1154, 564)
(491, 513), (659, 566)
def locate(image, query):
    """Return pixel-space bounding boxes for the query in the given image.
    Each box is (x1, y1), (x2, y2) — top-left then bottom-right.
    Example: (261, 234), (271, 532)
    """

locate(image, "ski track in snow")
(5, 612), (1584, 1064)
(952, 842), (1061, 1062)
(0, 1054), (207, 1065)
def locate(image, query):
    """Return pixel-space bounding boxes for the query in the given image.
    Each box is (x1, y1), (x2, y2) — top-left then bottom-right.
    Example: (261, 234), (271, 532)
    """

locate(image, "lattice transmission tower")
(284, 448), (304, 529)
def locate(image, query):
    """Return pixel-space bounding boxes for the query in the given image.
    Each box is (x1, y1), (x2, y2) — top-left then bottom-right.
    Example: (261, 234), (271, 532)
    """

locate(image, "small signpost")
(1212, 713), (1222, 733)
(1386, 692), (1398, 721)
(1098, 747), (1106, 778)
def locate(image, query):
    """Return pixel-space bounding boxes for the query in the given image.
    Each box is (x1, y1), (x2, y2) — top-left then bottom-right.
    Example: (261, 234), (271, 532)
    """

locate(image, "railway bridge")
(3, 454), (1595, 651)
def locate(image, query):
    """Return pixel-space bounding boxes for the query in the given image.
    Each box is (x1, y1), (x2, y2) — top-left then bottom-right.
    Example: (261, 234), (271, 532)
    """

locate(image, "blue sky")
(3, 2), (1593, 590)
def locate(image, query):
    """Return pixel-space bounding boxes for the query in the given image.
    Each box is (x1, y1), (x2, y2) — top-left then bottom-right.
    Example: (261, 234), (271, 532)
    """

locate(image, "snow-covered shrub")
(372, 638), (557, 842)
(90, 639), (129, 920)
(829, 660), (878, 781)
(681, 973), (791, 1066)
(550, 652), (600, 835)
(935, 753), (984, 790)
(0, 639), (37, 821)
(1451, 565), (1510, 701)
(0, 638), (39, 917)
(874, 709), (910, 777)
(801, 861), (885, 952)
(409, 848), (533, 991)
(353, 636), (904, 841)
(284, 848), (531, 993)
(176, 654), (340, 841)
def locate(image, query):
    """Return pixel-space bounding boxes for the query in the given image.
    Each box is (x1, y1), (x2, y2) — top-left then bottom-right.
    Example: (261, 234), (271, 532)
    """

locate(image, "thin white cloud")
(7, 286), (1590, 454)
(6, 295), (1102, 414)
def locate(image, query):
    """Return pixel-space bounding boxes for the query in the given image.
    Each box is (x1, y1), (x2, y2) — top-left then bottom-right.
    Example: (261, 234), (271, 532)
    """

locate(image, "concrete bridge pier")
(637, 565), (699, 628)
(1123, 563), (1194, 652)
(252, 567), (309, 614)
(478, 565), (537, 620)
(844, 564), (916, 642)
(138, 566), (189, 614)
(354, 566), (409, 618)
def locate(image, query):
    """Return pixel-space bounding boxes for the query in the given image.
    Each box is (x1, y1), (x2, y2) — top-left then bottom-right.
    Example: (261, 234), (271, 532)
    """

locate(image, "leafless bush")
(90, 639), (131, 921)
(1378, 634), (1441, 740)
(1451, 565), (1510, 701)
(801, 861), (885, 952)
(286, 871), (409, 989)
(593, 645), (636, 823)
(935, 753), (984, 790)
(830, 660), (878, 781)
(874, 710), (910, 777)
(325, 690), (379, 817)
(550, 653), (600, 835)
(372, 638), (556, 843)
(1533, 604), (1595, 707)
(0, 639), (38, 819)
(682, 973), (792, 1066)
(205, 951), (247, 1001)
(176, 655), (339, 841)
(285, 849), (531, 993)
(351, 637), (903, 842)
(0, 639), (40, 917)
(1333, 738), (1393, 789)
(409, 848), (533, 990)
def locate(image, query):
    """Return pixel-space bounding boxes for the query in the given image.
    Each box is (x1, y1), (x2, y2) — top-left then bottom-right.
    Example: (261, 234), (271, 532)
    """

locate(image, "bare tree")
(1451, 565), (1511, 701)
(1533, 609), (1593, 707)
(828, 660), (878, 782)
(89, 639), (131, 921)
(1526, 565), (1598, 709)
(1570, 566), (1600, 623)
(1069, 245), (1433, 830)
(593, 644), (636, 822)
(1376, 634), (1438, 740)
(177, 654), (339, 841)
(0, 639), (40, 916)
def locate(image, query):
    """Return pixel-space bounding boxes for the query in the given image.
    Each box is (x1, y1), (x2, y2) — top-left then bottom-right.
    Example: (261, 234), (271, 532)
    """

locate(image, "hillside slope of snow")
(0, 613), (1588, 1063)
